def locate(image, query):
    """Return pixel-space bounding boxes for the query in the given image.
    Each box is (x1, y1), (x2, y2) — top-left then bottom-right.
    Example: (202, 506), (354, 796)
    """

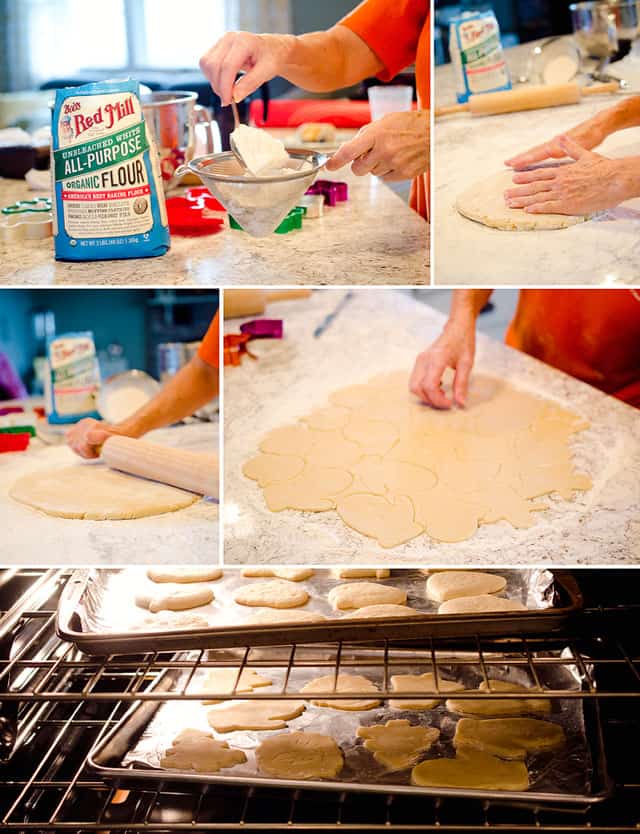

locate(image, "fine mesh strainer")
(186, 150), (327, 237)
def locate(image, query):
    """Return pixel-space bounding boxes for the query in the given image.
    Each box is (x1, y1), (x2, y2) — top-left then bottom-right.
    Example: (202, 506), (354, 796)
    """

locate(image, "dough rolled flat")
(389, 672), (464, 710)
(446, 680), (552, 717)
(300, 673), (381, 710)
(456, 169), (590, 231)
(438, 595), (526, 615)
(256, 731), (344, 779)
(357, 719), (440, 770)
(147, 567), (222, 583)
(160, 729), (246, 773)
(207, 699), (306, 732)
(454, 717), (565, 760)
(411, 750), (529, 791)
(234, 579), (310, 609)
(328, 581), (406, 611)
(426, 571), (507, 602)
(11, 465), (198, 520)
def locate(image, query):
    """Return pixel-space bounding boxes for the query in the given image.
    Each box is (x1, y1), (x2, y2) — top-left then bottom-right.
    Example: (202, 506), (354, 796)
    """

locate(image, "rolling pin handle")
(581, 81), (621, 96)
(434, 103), (470, 118)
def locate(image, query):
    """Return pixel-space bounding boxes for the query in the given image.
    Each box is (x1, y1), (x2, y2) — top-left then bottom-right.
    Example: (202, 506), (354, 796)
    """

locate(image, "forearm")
(614, 155), (640, 202)
(115, 357), (219, 438)
(447, 290), (493, 326)
(278, 25), (383, 92)
(595, 95), (640, 134)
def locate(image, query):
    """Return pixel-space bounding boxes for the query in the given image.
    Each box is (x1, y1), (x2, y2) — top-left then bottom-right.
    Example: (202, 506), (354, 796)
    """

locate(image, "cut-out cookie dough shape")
(454, 717), (565, 760)
(328, 581), (406, 610)
(160, 729), (246, 773)
(411, 485), (486, 544)
(336, 493), (423, 548)
(329, 384), (379, 411)
(263, 465), (352, 512)
(411, 749), (530, 791)
(301, 406), (351, 431)
(426, 571), (507, 602)
(242, 567), (314, 581)
(357, 719), (440, 770)
(199, 668), (272, 705)
(343, 417), (399, 456)
(141, 612), (210, 631)
(332, 568), (390, 579)
(245, 608), (326, 625)
(478, 484), (548, 529)
(300, 673), (381, 710)
(256, 732), (344, 779)
(438, 595), (526, 615)
(259, 425), (312, 457)
(147, 567), (223, 583)
(389, 673), (465, 710)
(234, 579), (309, 609)
(135, 585), (214, 613)
(304, 430), (363, 468)
(243, 453), (305, 487)
(510, 463), (592, 502)
(344, 604), (422, 619)
(10, 465), (198, 520)
(446, 680), (551, 718)
(207, 699), (306, 732)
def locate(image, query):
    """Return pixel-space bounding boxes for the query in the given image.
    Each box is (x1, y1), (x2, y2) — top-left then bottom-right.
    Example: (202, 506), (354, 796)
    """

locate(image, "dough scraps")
(357, 719), (440, 770)
(456, 169), (590, 232)
(135, 585), (214, 613)
(234, 579), (310, 609)
(246, 372), (591, 547)
(344, 604), (422, 619)
(426, 571), (507, 602)
(242, 567), (315, 581)
(411, 749), (529, 791)
(446, 680), (552, 717)
(11, 465), (199, 520)
(147, 567), (222, 583)
(256, 732), (344, 779)
(160, 729), (246, 773)
(328, 581), (406, 610)
(438, 595), (527, 615)
(454, 717), (565, 760)
(389, 672), (465, 710)
(199, 668), (272, 705)
(300, 673), (381, 710)
(207, 699), (306, 732)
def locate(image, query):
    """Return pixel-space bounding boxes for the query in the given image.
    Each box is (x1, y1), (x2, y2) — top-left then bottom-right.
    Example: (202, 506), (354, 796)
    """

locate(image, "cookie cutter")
(1, 197), (52, 215)
(305, 180), (348, 207)
(297, 193), (325, 218)
(0, 212), (53, 242)
(229, 206), (306, 235)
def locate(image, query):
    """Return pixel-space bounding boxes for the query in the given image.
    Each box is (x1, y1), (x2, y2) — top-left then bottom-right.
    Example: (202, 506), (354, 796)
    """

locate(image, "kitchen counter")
(434, 40), (640, 286)
(224, 289), (640, 565)
(0, 165), (428, 286)
(2, 421), (219, 564)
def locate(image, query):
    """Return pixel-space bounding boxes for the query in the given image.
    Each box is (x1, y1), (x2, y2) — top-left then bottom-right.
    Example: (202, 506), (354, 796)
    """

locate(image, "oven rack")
(2, 569), (640, 831)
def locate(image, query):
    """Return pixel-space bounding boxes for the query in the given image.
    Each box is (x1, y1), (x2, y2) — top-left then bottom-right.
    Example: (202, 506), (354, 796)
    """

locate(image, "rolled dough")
(300, 673), (381, 710)
(207, 699), (306, 732)
(454, 717), (565, 759)
(11, 465), (198, 520)
(328, 581), (406, 610)
(456, 169), (590, 231)
(411, 750), (529, 791)
(426, 571), (507, 602)
(234, 579), (309, 609)
(160, 729), (246, 773)
(256, 732), (344, 779)
(357, 719), (440, 770)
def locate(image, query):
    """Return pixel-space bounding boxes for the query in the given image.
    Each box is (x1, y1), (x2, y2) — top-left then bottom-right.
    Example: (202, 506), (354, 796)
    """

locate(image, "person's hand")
(199, 32), (290, 106)
(504, 135), (633, 215)
(409, 319), (476, 410)
(65, 418), (120, 460)
(505, 119), (608, 170)
(325, 110), (428, 182)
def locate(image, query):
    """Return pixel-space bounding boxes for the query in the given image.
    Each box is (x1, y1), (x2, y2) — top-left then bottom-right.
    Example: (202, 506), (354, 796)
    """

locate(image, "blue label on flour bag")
(51, 79), (170, 261)
(45, 332), (101, 424)
(449, 11), (511, 103)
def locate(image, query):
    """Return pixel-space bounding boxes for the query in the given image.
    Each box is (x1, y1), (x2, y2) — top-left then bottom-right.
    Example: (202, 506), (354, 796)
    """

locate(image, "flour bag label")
(51, 79), (170, 260)
(449, 11), (511, 103)
(45, 332), (101, 424)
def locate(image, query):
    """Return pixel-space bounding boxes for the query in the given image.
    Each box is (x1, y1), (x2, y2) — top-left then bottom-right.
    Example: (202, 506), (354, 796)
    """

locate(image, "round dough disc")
(456, 169), (590, 231)
(10, 465), (198, 520)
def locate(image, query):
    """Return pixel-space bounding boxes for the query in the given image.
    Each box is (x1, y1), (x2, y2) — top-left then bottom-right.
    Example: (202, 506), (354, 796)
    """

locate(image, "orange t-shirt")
(197, 310), (220, 369)
(506, 290), (640, 408)
(340, 0), (430, 221)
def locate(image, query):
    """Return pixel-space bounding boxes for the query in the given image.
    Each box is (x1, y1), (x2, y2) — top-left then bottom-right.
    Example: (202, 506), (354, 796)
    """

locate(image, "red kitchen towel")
(250, 99), (375, 128)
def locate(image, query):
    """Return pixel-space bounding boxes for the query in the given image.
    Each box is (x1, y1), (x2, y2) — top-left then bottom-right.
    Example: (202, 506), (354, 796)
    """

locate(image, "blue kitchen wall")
(0, 289), (36, 379)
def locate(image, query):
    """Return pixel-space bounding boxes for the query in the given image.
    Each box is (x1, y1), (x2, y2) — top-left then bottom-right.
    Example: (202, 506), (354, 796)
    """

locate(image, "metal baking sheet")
(88, 649), (612, 806)
(57, 568), (583, 656)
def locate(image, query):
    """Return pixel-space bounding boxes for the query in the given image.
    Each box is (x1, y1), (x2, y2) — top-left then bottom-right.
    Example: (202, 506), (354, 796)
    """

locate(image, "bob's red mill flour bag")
(51, 79), (170, 260)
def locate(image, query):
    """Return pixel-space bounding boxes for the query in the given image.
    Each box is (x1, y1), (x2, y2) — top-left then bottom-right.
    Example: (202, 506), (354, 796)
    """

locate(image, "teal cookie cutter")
(2, 197), (52, 215)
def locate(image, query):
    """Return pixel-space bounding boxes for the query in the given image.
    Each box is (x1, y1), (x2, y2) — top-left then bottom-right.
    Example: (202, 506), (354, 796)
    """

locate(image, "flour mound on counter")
(10, 465), (198, 520)
(456, 169), (591, 231)
(245, 371), (592, 548)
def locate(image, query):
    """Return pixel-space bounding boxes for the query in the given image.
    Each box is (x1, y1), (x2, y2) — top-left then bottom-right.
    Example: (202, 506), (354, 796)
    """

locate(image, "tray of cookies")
(56, 567), (583, 656)
(88, 644), (612, 805)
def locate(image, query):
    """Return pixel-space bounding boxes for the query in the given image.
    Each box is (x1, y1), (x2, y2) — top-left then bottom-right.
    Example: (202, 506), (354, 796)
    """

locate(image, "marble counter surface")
(0, 168), (428, 287)
(2, 421), (219, 564)
(434, 44), (640, 286)
(224, 289), (640, 566)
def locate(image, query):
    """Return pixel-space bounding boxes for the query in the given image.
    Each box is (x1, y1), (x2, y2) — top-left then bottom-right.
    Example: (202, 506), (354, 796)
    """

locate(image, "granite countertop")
(2, 421), (219, 564)
(224, 289), (640, 566)
(0, 155), (428, 287)
(434, 40), (640, 286)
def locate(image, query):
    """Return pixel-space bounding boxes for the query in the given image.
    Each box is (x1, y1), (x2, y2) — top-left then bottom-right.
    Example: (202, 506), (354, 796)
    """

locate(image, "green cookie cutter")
(2, 197), (52, 215)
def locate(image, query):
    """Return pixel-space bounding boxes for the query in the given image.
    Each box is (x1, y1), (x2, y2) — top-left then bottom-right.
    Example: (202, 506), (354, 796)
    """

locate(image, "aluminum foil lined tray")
(57, 568), (583, 656)
(89, 649), (611, 805)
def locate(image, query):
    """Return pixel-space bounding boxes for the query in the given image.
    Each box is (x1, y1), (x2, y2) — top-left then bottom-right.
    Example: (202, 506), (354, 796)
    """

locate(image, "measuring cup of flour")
(141, 91), (220, 191)
(98, 370), (161, 424)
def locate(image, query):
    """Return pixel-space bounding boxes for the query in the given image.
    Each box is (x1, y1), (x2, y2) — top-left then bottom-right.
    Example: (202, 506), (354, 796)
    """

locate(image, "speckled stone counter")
(434, 41), (640, 286)
(0, 169), (428, 286)
(3, 422), (219, 564)
(224, 289), (640, 566)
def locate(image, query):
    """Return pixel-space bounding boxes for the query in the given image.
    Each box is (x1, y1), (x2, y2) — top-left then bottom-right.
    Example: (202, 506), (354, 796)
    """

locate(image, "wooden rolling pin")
(224, 289), (312, 319)
(101, 436), (219, 498)
(435, 81), (619, 118)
